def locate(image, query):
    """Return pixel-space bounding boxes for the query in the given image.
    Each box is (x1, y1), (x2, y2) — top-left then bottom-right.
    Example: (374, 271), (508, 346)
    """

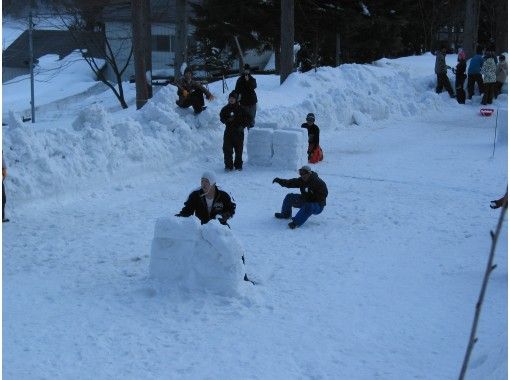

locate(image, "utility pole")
(132, 0), (148, 109)
(142, 0), (153, 98)
(280, 0), (294, 84)
(28, 1), (35, 123)
(463, 0), (481, 58)
(174, 0), (188, 81)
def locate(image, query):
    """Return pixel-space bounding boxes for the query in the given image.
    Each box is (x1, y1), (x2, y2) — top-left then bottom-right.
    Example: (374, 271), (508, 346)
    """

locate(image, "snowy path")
(3, 104), (507, 379)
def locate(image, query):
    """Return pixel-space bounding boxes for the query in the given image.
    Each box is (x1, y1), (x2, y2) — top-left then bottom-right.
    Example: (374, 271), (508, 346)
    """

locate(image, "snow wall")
(149, 217), (246, 296)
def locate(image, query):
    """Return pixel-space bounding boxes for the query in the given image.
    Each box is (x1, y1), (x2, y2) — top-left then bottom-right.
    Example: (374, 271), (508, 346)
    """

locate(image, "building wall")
(2, 67), (29, 83)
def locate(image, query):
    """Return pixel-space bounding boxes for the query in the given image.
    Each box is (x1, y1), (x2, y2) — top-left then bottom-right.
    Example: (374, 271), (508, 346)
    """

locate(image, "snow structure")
(149, 216), (247, 296)
(247, 122), (308, 170)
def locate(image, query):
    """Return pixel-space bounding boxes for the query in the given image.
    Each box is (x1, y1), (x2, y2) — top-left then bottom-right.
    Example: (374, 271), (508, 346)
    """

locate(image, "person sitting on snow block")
(273, 165), (328, 229)
(301, 113), (323, 164)
(175, 67), (214, 114)
(175, 171), (235, 225)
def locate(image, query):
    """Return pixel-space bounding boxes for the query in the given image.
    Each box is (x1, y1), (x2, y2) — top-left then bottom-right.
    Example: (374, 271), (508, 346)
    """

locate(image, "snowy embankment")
(3, 57), (445, 207)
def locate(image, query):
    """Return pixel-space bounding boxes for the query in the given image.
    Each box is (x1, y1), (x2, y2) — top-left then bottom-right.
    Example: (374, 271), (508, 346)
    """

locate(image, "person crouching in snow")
(175, 171), (235, 226)
(219, 91), (252, 171)
(273, 165), (328, 229)
(175, 67), (214, 114)
(301, 112), (323, 163)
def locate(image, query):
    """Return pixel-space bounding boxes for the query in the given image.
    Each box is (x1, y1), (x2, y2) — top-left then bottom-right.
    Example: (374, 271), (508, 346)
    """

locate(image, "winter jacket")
(496, 61), (507, 83)
(277, 172), (328, 207)
(301, 123), (320, 149)
(434, 51), (447, 74)
(220, 103), (252, 132)
(467, 54), (483, 75)
(234, 75), (258, 106)
(177, 77), (212, 102)
(454, 60), (467, 82)
(481, 57), (497, 84)
(177, 186), (236, 225)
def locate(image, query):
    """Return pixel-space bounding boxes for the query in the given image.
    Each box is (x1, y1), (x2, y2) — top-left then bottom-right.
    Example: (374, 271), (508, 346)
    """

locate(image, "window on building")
(152, 35), (170, 52)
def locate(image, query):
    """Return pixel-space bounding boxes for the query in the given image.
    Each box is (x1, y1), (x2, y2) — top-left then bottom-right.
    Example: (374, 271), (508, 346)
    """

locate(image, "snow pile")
(3, 54), (449, 206)
(149, 217), (246, 296)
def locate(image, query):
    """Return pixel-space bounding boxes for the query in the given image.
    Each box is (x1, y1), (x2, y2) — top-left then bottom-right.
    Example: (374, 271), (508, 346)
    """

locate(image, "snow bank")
(2, 55), (447, 206)
(149, 217), (246, 296)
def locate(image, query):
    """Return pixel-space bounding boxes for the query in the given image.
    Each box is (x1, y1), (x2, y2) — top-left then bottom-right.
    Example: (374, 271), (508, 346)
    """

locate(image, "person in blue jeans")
(272, 165), (328, 229)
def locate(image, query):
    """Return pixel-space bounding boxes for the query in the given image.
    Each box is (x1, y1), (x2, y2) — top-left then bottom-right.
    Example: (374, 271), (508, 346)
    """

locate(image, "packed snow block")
(247, 128), (274, 166)
(149, 217), (245, 296)
(272, 129), (308, 170)
(496, 108), (508, 147)
(256, 122), (278, 130)
(150, 217), (200, 282)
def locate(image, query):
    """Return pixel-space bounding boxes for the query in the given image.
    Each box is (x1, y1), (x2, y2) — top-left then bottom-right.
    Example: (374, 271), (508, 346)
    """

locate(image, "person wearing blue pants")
(272, 165), (328, 229)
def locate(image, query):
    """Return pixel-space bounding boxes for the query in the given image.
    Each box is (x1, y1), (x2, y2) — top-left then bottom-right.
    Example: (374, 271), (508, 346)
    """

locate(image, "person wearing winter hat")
(175, 67), (214, 114)
(219, 91), (252, 171)
(467, 45), (484, 99)
(272, 165), (328, 229)
(234, 63), (258, 129)
(453, 49), (467, 104)
(301, 113), (323, 163)
(175, 171), (236, 225)
(495, 54), (507, 99)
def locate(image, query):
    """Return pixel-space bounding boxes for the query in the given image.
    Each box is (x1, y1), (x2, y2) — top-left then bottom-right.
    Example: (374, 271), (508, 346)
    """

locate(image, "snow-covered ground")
(2, 45), (508, 380)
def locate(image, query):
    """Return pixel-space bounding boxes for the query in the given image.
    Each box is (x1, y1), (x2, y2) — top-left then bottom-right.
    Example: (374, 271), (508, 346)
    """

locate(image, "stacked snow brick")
(149, 217), (246, 296)
(496, 108), (508, 147)
(247, 122), (308, 170)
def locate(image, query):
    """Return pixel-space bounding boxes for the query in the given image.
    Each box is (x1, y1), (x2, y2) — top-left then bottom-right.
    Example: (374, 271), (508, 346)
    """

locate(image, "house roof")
(3, 30), (105, 68)
(101, 0), (202, 24)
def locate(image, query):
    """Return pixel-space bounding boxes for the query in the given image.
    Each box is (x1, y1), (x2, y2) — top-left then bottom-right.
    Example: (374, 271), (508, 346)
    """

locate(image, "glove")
(206, 93), (214, 101)
(272, 178), (281, 184)
(175, 213), (184, 217)
(2, 168), (6, 179)
(181, 90), (189, 98)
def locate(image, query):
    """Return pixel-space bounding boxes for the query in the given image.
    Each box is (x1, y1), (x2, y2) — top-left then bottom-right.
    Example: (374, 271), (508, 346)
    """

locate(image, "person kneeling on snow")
(273, 165), (328, 229)
(175, 67), (214, 114)
(175, 171), (235, 226)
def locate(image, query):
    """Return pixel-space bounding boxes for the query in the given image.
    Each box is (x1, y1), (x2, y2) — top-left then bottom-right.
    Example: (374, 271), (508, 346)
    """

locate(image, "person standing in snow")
(467, 46), (484, 99)
(234, 64), (257, 129)
(495, 55), (507, 98)
(301, 113), (323, 163)
(453, 49), (467, 104)
(434, 46), (455, 98)
(219, 91), (252, 171)
(175, 67), (214, 114)
(481, 50), (497, 105)
(175, 171), (235, 225)
(2, 152), (8, 223)
(272, 165), (328, 229)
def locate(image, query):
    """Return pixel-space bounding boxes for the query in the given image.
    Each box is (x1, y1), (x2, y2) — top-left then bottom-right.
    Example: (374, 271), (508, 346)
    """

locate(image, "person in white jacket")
(495, 54), (507, 98)
(481, 51), (497, 105)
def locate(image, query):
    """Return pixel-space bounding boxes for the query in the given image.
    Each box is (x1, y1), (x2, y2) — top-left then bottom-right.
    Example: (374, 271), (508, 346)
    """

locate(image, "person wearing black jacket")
(175, 171), (236, 225)
(219, 91), (252, 171)
(234, 64), (257, 128)
(272, 165), (328, 229)
(301, 113), (321, 162)
(453, 50), (467, 104)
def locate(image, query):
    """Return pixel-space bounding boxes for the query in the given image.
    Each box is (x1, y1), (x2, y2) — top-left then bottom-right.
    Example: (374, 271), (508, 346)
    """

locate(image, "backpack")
(308, 144), (324, 164)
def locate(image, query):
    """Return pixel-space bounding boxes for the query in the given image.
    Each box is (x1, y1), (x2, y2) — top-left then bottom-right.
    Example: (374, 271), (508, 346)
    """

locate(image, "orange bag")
(308, 144), (323, 164)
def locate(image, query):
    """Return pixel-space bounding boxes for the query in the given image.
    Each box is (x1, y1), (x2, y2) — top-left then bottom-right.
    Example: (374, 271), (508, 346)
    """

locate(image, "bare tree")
(54, 2), (133, 109)
(463, 0), (481, 58)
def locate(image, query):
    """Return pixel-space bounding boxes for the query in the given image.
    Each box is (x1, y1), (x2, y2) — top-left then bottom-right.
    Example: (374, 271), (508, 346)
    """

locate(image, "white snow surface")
(1, 51), (508, 379)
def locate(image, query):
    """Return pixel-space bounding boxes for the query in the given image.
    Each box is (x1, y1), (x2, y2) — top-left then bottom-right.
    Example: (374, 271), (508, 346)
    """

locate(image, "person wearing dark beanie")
(234, 63), (258, 128)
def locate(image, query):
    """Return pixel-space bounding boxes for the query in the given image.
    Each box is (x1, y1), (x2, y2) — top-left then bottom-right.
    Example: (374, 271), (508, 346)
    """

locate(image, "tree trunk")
(280, 0), (294, 84)
(463, 0), (481, 58)
(142, 0), (152, 98)
(132, 0), (148, 109)
(174, 0), (188, 80)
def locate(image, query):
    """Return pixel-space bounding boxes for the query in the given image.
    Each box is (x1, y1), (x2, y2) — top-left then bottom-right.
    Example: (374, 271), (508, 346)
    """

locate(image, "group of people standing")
(435, 45), (507, 105)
